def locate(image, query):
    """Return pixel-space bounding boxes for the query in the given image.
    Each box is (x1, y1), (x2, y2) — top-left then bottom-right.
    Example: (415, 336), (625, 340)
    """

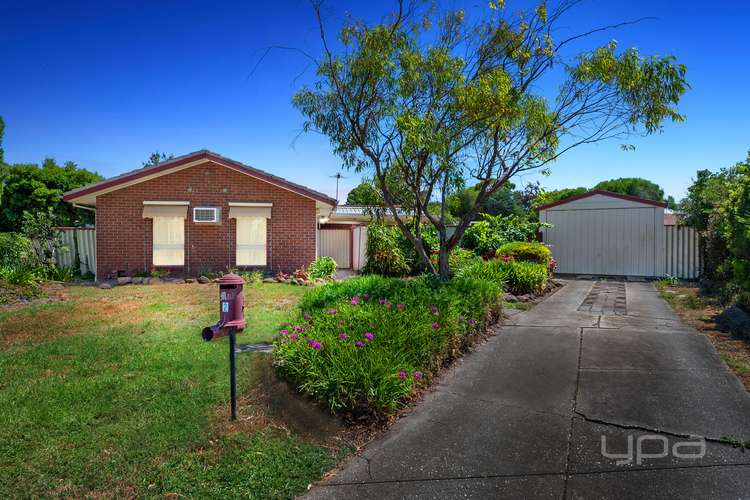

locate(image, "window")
(153, 217), (185, 266)
(236, 217), (266, 266)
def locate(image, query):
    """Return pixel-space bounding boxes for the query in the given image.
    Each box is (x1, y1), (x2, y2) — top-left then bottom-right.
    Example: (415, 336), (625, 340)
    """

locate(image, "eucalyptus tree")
(294, 0), (688, 280)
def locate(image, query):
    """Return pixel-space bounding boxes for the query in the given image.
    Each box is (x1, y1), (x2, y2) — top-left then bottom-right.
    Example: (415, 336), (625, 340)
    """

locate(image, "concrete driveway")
(307, 280), (750, 499)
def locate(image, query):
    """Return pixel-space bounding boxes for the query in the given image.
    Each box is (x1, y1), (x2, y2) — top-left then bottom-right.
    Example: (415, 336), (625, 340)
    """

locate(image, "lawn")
(0, 282), (337, 498)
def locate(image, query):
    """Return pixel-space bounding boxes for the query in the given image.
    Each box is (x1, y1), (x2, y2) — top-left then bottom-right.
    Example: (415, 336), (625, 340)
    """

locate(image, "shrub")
(454, 258), (548, 295)
(461, 214), (551, 256)
(239, 271), (263, 284)
(308, 256), (337, 281)
(455, 259), (509, 286)
(497, 241), (552, 266)
(0, 264), (44, 286)
(0, 233), (32, 266)
(430, 247), (479, 276)
(44, 264), (75, 282)
(504, 260), (548, 295)
(274, 276), (503, 414)
(363, 224), (410, 277)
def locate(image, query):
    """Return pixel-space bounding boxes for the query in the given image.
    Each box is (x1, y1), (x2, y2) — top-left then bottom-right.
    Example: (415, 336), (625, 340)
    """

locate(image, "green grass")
(0, 282), (330, 498)
(721, 353), (750, 376)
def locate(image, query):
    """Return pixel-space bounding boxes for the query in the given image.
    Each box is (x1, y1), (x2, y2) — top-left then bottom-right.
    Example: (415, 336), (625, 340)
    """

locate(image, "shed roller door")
(545, 207), (657, 276)
(318, 229), (351, 268)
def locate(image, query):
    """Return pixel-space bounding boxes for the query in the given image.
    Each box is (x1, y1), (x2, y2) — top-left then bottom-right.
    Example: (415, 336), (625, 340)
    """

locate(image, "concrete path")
(307, 280), (750, 499)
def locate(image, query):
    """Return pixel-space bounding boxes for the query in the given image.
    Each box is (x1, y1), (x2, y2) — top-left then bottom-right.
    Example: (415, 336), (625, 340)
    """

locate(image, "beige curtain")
(153, 217), (185, 266)
(236, 217), (266, 266)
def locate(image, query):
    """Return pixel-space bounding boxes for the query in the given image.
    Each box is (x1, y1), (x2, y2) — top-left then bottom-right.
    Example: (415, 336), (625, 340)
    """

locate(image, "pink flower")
(279, 329), (289, 335)
(430, 305), (439, 316)
(468, 319), (476, 325)
(328, 309), (337, 315)
(303, 313), (311, 320)
(396, 303), (405, 310)
(398, 371), (406, 380)
(338, 332), (348, 340)
(379, 297), (386, 305)
(289, 333), (298, 340)
(364, 332), (374, 341)
(308, 340), (322, 350)
(432, 322), (440, 329)
(351, 295), (360, 305)
(355, 341), (365, 348)
(413, 371), (423, 380)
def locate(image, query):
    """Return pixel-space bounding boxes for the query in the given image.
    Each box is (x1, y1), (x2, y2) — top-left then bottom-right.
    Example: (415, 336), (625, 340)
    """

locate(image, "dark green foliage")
(346, 181), (382, 206)
(275, 275), (503, 414)
(363, 224), (411, 277)
(594, 177), (673, 207)
(447, 182), (522, 220)
(504, 260), (549, 295)
(364, 223), (438, 276)
(681, 151), (750, 310)
(461, 214), (550, 256)
(497, 241), (552, 266)
(308, 256), (337, 280)
(0, 233), (31, 266)
(143, 151), (174, 167)
(0, 158), (101, 231)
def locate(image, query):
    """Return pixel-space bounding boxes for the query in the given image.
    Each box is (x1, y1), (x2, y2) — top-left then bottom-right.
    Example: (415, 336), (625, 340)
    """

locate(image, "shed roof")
(536, 190), (668, 211)
(63, 149), (337, 206)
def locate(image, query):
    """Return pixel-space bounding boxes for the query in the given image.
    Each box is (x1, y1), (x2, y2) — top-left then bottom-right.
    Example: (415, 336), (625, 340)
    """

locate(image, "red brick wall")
(95, 160), (318, 279)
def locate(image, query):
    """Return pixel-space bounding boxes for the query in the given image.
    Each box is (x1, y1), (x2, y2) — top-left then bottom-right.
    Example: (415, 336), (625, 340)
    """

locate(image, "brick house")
(63, 150), (337, 280)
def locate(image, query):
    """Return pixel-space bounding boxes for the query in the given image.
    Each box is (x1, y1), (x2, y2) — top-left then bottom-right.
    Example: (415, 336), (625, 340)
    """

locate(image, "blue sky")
(1, 0), (749, 201)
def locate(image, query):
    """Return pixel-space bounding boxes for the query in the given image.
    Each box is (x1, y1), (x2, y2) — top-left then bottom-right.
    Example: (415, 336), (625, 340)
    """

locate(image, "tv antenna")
(330, 172), (348, 203)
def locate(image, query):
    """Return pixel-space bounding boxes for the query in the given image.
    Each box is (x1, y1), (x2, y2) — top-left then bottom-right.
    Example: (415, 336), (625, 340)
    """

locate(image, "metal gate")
(318, 229), (351, 268)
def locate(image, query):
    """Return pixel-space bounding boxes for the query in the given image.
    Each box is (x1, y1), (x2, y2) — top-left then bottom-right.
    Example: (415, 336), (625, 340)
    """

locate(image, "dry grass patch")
(656, 281), (750, 391)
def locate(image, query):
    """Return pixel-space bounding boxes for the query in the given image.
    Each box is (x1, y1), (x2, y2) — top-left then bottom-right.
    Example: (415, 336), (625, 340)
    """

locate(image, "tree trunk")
(438, 232), (450, 281)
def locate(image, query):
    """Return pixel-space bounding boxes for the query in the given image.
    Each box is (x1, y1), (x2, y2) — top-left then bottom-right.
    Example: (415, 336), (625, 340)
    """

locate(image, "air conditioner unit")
(193, 207), (221, 223)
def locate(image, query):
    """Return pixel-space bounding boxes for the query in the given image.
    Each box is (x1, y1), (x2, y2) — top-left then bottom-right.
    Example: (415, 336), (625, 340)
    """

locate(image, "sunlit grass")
(0, 282), (330, 498)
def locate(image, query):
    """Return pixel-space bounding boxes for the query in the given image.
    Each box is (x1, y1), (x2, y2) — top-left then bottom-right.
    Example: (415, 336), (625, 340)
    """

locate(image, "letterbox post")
(229, 327), (237, 420)
(200, 273), (246, 421)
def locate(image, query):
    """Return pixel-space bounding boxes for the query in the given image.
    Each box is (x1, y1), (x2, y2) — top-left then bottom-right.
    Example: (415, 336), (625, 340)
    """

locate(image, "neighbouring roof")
(332, 205), (409, 217)
(62, 149), (337, 206)
(536, 189), (668, 211)
(663, 212), (685, 226)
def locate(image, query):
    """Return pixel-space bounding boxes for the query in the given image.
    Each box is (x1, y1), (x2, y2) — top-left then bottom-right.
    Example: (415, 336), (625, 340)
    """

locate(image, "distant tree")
(346, 181), (382, 205)
(0, 116), (5, 166)
(143, 151), (174, 167)
(0, 116), (5, 202)
(0, 158), (102, 231)
(294, 1), (688, 279)
(532, 187), (588, 210)
(593, 177), (667, 203)
(448, 182), (521, 220)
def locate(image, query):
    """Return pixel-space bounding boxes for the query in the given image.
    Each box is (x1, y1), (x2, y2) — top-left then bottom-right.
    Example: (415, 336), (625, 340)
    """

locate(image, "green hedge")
(274, 275), (503, 414)
(456, 258), (548, 295)
(497, 241), (551, 266)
